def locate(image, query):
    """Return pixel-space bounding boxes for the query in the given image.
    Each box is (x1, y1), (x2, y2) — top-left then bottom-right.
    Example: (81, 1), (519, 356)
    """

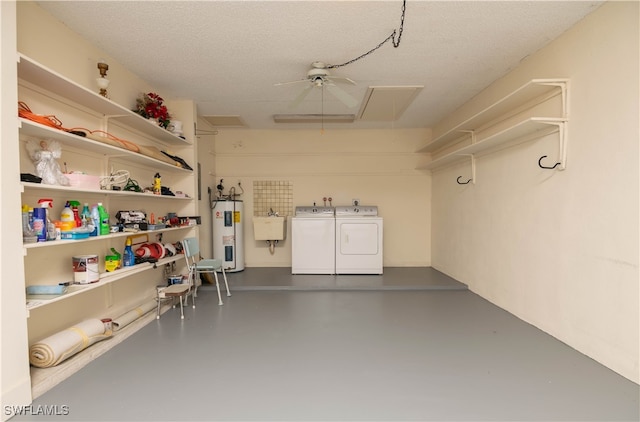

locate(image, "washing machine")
(291, 206), (335, 274)
(335, 205), (383, 274)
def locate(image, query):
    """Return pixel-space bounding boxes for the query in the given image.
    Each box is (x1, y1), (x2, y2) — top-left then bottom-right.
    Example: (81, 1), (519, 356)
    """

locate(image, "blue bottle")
(123, 237), (135, 267)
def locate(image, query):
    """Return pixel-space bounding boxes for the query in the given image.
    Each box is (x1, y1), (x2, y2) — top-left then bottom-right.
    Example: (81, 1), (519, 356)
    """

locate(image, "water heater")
(211, 199), (244, 272)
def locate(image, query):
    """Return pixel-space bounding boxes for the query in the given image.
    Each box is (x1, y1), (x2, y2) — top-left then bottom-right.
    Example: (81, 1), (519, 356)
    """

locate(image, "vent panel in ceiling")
(202, 115), (247, 127)
(357, 86), (424, 121)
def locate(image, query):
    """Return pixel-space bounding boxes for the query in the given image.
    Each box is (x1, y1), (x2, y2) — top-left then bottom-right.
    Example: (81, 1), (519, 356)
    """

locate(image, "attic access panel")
(201, 115), (247, 128)
(357, 86), (423, 121)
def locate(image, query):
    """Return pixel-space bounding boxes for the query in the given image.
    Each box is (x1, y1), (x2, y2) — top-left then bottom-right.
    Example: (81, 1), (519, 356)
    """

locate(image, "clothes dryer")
(291, 206), (335, 274)
(335, 205), (383, 274)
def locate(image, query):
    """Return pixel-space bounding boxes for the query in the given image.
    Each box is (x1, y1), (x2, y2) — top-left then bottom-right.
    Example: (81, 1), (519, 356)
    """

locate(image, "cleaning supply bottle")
(21, 204), (35, 240)
(97, 202), (110, 235)
(21, 205), (30, 233)
(81, 203), (94, 233)
(123, 237), (135, 267)
(33, 204), (47, 242)
(69, 200), (82, 228)
(60, 201), (74, 223)
(36, 199), (55, 241)
(90, 204), (100, 236)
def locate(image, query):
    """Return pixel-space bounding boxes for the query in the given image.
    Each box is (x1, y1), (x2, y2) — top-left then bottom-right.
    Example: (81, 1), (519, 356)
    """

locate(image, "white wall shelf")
(417, 78), (569, 179)
(17, 54), (191, 146)
(420, 117), (565, 170)
(19, 119), (192, 174)
(26, 255), (183, 312)
(417, 78), (568, 153)
(23, 225), (194, 251)
(21, 181), (194, 200)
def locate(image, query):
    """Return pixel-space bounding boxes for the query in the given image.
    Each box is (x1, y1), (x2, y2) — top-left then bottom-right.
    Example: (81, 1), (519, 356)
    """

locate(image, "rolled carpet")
(112, 300), (156, 331)
(29, 319), (112, 368)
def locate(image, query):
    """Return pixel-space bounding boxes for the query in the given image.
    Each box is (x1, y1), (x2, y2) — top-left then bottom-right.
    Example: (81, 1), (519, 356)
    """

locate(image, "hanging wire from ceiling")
(327, 0), (407, 69)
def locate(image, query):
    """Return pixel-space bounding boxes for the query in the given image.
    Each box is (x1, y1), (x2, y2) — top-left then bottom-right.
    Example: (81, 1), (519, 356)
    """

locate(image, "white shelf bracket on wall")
(456, 154), (476, 185)
(459, 129), (477, 145)
(537, 120), (568, 171)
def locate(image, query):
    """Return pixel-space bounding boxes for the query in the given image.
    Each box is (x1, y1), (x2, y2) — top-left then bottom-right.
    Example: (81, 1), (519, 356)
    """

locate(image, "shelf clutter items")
(18, 98), (192, 171)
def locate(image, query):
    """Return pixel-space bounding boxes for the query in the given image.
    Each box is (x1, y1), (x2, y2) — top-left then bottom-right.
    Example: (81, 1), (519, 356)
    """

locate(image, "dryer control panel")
(335, 205), (378, 216)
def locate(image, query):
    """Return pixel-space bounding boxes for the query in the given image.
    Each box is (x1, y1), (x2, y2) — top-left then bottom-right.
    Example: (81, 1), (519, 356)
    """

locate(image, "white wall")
(210, 128), (431, 267)
(1, 2), (33, 417)
(431, 1), (639, 383)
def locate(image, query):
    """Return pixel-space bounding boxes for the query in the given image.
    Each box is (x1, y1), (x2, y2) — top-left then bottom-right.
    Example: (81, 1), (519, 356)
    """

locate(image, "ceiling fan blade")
(325, 84), (358, 108)
(289, 85), (313, 108)
(275, 79), (309, 87)
(325, 75), (356, 85)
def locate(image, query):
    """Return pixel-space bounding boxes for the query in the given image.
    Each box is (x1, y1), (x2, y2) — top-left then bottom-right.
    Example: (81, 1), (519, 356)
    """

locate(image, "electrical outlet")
(352, 198), (359, 206)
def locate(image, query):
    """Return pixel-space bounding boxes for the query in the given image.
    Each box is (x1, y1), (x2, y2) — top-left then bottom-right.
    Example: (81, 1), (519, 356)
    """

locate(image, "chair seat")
(156, 284), (190, 320)
(195, 259), (222, 271)
(163, 284), (190, 296)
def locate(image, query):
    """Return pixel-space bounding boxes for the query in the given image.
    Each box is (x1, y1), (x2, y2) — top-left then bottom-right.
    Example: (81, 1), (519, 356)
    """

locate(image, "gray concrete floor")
(14, 268), (639, 421)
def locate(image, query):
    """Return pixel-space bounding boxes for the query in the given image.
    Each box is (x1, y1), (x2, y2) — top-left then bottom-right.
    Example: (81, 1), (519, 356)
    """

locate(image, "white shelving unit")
(417, 79), (569, 180)
(22, 225), (192, 251)
(16, 53), (198, 396)
(17, 54), (192, 146)
(21, 181), (193, 200)
(19, 120), (193, 173)
(26, 255), (183, 311)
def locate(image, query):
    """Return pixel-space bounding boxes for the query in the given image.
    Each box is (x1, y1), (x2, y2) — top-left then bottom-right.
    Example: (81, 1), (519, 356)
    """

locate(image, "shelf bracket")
(538, 120), (567, 171)
(536, 80), (569, 119)
(456, 154), (476, 185)
(459, 129), (477, 145)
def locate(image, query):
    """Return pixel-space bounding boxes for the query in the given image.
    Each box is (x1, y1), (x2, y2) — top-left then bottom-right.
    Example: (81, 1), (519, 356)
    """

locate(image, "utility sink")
(253, 216), (287, 241)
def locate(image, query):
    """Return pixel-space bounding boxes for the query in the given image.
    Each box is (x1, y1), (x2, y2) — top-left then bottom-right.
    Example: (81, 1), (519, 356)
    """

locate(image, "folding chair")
(182, 237), (231, 306)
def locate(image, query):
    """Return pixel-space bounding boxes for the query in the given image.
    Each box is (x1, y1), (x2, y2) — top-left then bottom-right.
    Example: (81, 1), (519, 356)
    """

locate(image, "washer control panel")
(335, 205), (378, 216)
(294, 206), (335, 217)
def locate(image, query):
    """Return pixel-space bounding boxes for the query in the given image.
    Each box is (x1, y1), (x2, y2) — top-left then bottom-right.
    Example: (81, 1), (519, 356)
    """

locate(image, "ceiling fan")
(275, 61), (359, 109)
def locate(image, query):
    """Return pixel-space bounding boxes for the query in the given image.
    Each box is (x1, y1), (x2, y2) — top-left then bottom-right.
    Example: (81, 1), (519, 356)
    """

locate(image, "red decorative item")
(133, 92), (171, 129)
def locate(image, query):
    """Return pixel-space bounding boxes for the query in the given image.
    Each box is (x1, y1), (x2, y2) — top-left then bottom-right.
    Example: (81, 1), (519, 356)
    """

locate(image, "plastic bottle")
(123, 237), (135, 267)
(97, 202), (110, 236)
(21, 204), (35, 239)
(90, 204), (100, 236)
(33, 205), (47, 242)
(60, 201), (74, 223)
(81, 203), (94, 233)
(69, 200), (83, 228)
(36, 199), (56, 241)
(21, 205), (30, 233)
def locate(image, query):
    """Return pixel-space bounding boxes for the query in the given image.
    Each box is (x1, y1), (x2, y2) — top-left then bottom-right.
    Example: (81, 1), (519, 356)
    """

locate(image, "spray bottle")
(34, 199), (54, 241)
(69, 200), (83, 228)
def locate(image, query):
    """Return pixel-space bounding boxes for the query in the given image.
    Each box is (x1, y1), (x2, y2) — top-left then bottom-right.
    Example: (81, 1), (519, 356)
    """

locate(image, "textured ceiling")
(37, 1), (603, 130)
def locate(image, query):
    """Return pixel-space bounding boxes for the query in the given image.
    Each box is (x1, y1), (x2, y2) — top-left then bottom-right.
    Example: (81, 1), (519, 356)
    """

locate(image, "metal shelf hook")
(538, 155), (561, 170)
(457, 176), (472, 185)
